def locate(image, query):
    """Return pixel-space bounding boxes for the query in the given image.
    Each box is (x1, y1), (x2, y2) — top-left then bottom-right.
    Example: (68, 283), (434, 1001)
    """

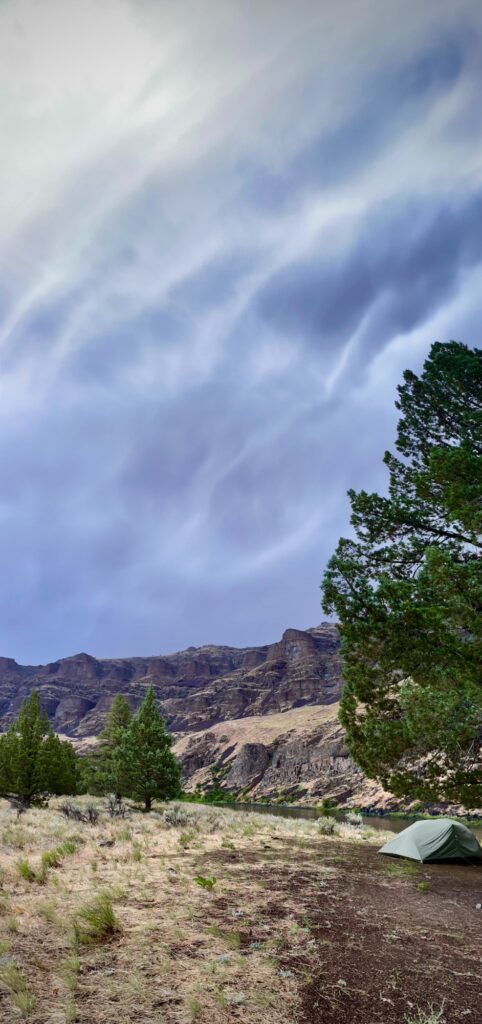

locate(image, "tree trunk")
(144, 795), (152, 812)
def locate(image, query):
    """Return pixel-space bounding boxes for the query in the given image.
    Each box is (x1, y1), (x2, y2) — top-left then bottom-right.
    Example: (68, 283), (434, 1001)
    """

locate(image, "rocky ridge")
(0, 623), (342, 738)
(0, 623), (376, 802)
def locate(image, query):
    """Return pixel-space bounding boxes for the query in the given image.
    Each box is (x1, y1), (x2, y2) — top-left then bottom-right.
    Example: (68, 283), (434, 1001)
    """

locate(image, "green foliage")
(112, 685), (181, 811)
(16, 857), (36, 882)
(322, 342), (482, 806)
(317, 816), (337, 835)
(79, 693), (132, 796)
(194, 874), (216, 890)
(101, 693), (132, 742)
(0, 691), (78, 806)
(73, 891), (119, 945)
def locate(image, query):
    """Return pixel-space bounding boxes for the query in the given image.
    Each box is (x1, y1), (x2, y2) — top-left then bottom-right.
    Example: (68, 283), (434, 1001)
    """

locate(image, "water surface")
(226, 801), (482, 842)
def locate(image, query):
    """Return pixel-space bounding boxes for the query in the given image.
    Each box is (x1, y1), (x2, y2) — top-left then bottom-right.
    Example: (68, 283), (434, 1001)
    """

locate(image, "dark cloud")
(1, 1), (481, 662)
(241, 31), (467, 212)
(256, 191), (482, 373)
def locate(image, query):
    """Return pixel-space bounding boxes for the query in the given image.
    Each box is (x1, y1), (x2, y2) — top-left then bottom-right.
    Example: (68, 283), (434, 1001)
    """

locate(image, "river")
(224, 801), (482, 842)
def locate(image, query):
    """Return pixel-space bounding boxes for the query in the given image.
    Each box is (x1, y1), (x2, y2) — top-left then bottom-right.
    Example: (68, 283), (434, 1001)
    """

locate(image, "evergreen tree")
(80, 693), (132, 796)
(101, 693), (132, 743)
(0, 691), (78, 805)
(112, 685), (181, 810)
(322, 342), (481, 807)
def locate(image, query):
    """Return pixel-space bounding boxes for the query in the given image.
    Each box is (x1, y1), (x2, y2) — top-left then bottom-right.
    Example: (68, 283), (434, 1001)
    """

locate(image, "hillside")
(0, 623), (378, 804)
(0, 623), (341, 738)
(174, 703), (389, 806)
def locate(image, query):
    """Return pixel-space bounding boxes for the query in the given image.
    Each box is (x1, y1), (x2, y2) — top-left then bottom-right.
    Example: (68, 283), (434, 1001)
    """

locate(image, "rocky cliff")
(0, 623), (342, 737)
(0, 623), (384, 805)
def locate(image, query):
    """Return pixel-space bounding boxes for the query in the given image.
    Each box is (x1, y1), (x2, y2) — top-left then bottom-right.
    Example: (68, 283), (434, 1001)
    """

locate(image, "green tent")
(379, 818), (482, 863)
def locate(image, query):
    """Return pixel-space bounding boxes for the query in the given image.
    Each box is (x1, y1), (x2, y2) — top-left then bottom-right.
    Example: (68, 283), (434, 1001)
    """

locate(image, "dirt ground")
(0, 800), (480, 1024)
(202, 841), (482, 1024)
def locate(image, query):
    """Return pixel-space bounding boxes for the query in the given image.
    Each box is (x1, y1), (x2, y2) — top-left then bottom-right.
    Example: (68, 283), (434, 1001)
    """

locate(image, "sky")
(1, 0), (481, 664)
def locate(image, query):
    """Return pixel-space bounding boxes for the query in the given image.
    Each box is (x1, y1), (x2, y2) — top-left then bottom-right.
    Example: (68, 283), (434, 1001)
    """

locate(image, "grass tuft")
(405, 1005), (445, 1024)
(16, 858), (36, 882)
(73, 891), (120, 945)
(0, 961), (36, 1016)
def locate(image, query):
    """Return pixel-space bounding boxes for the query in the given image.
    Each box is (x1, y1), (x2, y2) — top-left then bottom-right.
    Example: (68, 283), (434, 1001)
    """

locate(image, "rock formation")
(0, 623), (342, 737)
(0, 623), (387, 804)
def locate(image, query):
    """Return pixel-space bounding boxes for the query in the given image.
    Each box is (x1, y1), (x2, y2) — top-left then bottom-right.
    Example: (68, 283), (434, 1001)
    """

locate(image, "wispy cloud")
(0, 0), (481, 661)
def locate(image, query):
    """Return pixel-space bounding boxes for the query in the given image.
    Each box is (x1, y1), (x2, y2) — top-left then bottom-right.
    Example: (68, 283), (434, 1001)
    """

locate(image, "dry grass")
(0, 796), (384, 1022)
(8, 800), (480, 1024)
(1, 799), (480, 1023)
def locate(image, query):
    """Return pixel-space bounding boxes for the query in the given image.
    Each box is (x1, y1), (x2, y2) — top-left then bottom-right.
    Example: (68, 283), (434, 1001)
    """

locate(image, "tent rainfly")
(379, 818), (482, 863)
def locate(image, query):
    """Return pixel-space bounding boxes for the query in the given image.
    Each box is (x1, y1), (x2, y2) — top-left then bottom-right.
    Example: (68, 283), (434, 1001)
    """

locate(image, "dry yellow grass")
(0, 797), (382, 1023)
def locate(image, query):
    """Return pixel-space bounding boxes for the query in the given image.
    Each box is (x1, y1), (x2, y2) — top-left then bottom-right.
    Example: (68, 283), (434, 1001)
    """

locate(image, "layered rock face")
(174, 704), (382, 806)
(0, 623), (342, 739)
(1, 623), (388, 803)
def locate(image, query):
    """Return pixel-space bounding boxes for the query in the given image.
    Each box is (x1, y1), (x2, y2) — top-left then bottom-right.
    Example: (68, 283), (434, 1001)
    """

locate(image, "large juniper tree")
(322, 342), (481, 806)
(112, 685), (181, 811)
(0, 691), (78, 805)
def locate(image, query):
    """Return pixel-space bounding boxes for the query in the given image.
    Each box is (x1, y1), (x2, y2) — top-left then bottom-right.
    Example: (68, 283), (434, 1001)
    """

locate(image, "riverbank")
(182, 796), (482, 839)
(0, 798), (480, 1023)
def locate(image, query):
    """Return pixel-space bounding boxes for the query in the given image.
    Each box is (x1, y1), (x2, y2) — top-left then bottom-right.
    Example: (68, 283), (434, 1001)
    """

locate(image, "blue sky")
(1, 0), (481, 663)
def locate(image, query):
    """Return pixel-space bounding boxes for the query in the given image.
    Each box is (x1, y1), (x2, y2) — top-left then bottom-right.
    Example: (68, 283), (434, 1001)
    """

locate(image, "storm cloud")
(0, 0), (481, 662)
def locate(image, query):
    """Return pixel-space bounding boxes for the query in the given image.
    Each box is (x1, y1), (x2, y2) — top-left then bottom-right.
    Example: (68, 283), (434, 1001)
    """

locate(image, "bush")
(73, 891), (119, 945)
(106, 794), (126, 818)
(162, 806), (193, 828)
(59, 803), (84, 822)
(317, 816), (337, 835)
(345, 811), (363, 827)
(85, 803), (100, 825)
(59, 802), (100, 825)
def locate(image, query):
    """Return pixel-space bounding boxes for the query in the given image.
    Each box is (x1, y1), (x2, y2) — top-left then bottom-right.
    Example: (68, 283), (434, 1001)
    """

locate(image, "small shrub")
(194, 874), (216, 891)
(404, 1005), (445, 1024)
(345, 811), (363, 827)
(3, 827), (28, 849)
(417, 881), (431, 892)
(179, 831), (194, 849)
(163, 806), (192, 828)
(16, 858), (36, 882)
(187, 996), (202, 1019)
(317, 816), (337, 835)
(132, 842), (142, 863)
(65, 998), (78, 1023)
(42, 848), (63, 870)
(106, 794), (126, 818)
(73, 891), (120, 945)
(116, 825), (132, 841)
(59, 803), (84, 822)
(85, 803), (100, 825)
(60, 838), (79, 856)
